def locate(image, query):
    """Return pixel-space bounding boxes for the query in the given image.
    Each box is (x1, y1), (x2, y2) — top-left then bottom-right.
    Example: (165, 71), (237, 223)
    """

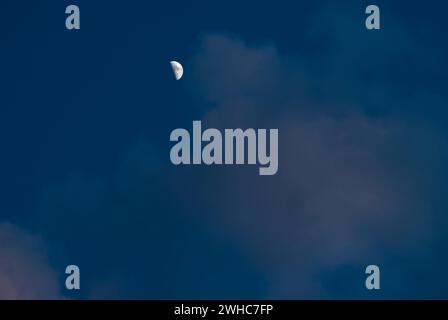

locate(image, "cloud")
(183, 29), (443, 297)
(0, 223), (62, 299)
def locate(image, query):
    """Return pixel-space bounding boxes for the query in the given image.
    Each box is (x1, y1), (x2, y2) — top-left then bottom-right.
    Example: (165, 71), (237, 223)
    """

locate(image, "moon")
(170, 61), (183, 80)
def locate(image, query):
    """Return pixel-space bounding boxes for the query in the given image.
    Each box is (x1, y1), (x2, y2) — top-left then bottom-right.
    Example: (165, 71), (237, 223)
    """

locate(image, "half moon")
(170, 61), (183, 80)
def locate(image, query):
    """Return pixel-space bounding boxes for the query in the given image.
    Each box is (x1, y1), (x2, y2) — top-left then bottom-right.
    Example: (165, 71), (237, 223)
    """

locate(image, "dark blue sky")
(0, 0), (447, 299)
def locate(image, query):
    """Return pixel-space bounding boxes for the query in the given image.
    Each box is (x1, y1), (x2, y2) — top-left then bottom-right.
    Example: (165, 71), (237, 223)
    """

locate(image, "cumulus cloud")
(182, 28), (442, 297)
(0, 223), (62, 299)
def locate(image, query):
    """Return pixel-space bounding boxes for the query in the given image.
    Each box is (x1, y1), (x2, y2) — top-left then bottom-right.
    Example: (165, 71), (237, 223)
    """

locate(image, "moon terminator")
(170, 61), (183, 80)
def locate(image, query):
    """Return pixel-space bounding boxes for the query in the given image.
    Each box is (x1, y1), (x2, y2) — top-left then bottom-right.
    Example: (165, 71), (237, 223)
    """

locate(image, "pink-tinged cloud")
(181, 32), (437, 298)
(0, 223), (62, 299)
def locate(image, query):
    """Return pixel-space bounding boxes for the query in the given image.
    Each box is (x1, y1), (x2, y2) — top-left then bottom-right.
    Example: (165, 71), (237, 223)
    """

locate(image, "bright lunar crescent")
(170, 61), (183, 80)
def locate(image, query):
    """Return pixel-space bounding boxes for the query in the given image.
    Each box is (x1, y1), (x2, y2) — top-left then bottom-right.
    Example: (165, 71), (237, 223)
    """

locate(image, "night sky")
(0, 0), (447, 299)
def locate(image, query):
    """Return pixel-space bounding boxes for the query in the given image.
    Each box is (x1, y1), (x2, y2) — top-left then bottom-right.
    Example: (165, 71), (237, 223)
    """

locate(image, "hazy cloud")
(184, 29), (443, 297)
(0, 223), (62, 299)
